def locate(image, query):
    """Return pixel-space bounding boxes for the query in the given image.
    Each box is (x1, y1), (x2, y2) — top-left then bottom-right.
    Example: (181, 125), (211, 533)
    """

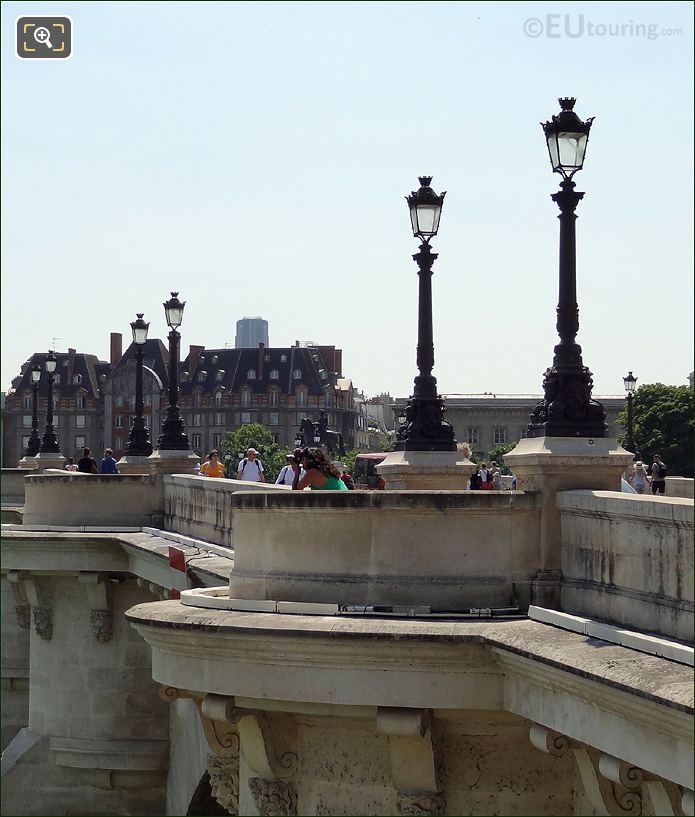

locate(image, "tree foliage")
(617, 383), (694, 477)
(220, 423), (288, 483)
(487, 443), (516, 474)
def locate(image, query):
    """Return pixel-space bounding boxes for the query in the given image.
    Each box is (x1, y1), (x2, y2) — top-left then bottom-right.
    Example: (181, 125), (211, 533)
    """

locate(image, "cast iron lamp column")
(157, 293), (191, 450)
(39, 350), (61, 453)
(395, 176), (456, 451)
(25, 361), (43, 457)
(528, 98), (607, 438)
(125, 313), (154, 456)
(623, 371), (637, 453)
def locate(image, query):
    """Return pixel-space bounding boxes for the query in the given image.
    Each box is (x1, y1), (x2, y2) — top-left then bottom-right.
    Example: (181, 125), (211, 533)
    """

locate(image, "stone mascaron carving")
(396, 789), (446, 816)
(207, 753), (239, 815)
(248, 777), (297, 817)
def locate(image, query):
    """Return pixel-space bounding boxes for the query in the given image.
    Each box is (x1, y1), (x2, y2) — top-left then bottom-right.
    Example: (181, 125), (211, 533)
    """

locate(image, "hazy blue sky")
(2, 1), (693, 399)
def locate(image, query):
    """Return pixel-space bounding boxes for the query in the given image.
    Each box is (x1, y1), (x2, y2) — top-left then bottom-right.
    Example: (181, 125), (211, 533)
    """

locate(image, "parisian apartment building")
(2, 335), (368, 465)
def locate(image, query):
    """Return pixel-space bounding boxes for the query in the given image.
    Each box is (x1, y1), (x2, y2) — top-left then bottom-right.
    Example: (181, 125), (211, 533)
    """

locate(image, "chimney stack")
(258, 342), (265, 380)
(110, 333), (123, 365)
(67, 348), (77, 384)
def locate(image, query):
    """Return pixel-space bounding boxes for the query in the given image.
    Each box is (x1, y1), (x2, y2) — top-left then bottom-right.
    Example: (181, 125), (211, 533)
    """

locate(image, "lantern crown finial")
(559, 97), (576, 111)
(418, 175), (433, 187)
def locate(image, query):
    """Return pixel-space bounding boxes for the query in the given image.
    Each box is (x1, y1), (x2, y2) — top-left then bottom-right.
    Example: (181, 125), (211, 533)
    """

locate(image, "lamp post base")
(376, 449), (475, 490)
(117, 454), (153, 475)
(33, 452), (67, 471)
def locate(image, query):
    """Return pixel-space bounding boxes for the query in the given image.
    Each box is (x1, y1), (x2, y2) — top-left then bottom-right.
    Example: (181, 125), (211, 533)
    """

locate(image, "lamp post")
(157, 293), (190, 450)
(124, 313), (153, 457)
(39, 350), (61, 453)
(528, 98), (607, 438)
(395, 176), (456, 452)
(25, 361), (43, 457)
(623, 371), (637, 453)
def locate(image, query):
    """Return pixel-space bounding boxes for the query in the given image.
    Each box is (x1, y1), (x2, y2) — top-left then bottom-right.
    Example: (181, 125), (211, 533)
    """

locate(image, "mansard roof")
(179, 346), (332, 396)
(13, 352), (110, 399)
(109, 338), (170, 388)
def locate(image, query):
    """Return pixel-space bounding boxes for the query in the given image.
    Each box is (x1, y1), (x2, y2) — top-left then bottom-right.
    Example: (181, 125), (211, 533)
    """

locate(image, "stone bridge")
(1, 458), (693, 816)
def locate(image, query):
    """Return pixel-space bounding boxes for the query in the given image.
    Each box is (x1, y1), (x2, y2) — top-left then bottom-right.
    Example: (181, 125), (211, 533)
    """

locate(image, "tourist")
(629, 460), (649, 494)
(375, 475), (386, 491)
(469, 467), (482, 490)
(99, 448), (119, 474)
(291, 447), (348, 491)
(64, 457), (78, 472)
(237, 448), (265, 482)
(489, 461), (502, 490)
(649, 453), (667, 495)
(201, 450), (225, 478)
(276, 452), (305, 486)
(340, 470), (355, 490)
(77, 447), (98, 474)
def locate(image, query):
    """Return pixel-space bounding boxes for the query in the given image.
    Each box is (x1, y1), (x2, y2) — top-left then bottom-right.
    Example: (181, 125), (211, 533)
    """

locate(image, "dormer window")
(293, 369), (302, 380)
(264, 354), (271, 362)
(53, 374), (61, 384)
(181, 371), (189, 382)
(269, 369), (279, 380)
(198, 370), (207, 382)
(216, 369), (225, 382)
(72, 374), (82, 385)
(280, 354), (287, 363)
(247, 369), (257, 380)
(211, 355), (219, 364)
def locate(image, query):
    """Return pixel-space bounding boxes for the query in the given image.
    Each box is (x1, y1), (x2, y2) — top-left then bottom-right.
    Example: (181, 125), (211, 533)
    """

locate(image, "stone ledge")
(49, 737), (169, 770)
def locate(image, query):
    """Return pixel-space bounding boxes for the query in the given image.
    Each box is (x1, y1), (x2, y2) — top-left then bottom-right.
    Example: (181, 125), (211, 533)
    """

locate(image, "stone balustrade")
(227, 490), (541, 609)
(164, 475), (289, 547)
(0, 468), (34, 507)
(558, 490), (694, 641)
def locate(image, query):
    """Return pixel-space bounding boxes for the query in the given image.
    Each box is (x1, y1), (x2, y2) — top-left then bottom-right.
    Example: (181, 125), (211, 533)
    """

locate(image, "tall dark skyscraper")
(235, 317), (269, 348)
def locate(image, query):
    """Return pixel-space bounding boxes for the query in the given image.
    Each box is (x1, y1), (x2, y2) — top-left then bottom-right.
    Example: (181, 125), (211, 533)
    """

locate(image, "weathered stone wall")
(164, 474), (289, 547)
(1, 468), (33, 506)
(22, 473), (161, 528)
(2, 577), (170, 816)
(665, 477), (695, 499)
(558, 491), (694, 640)
(228, 491), (542, 609)
(1, 575), (30, 750)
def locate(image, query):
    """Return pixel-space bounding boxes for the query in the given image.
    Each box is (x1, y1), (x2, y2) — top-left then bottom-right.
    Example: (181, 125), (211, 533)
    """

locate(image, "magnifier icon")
(34, 26), (53, 49)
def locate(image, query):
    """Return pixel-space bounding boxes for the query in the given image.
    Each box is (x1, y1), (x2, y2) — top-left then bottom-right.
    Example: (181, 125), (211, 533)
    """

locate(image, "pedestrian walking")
(648, 454), (667, 495)
(629, 460), (649, 494)
(237, 448), (265, 482)
(201, 450), (225, 478)
(276, 453), (305, 486)
(99, 449), (119, 474)
(77, 447), (98, 474)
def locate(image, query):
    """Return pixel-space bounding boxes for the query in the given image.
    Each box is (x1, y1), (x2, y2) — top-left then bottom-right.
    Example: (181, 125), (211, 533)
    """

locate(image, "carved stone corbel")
(598, 754), (643, 790)
(529, 723), (571, 757)
(573, 747), (641, 816)
(78, 572), (113, 642)
(16, 573), (54, 640)
(136, 576), (170, 600)
(377, 708), (444, 817)
(7, 571), (31, 630)
(248, 777), (297, 817)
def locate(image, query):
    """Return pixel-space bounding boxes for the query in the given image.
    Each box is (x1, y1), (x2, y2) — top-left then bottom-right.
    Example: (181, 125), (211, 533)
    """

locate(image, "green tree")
(220, 424), (288, 483)
(617, 383), (694, 477)
(487, 443), (516, 474)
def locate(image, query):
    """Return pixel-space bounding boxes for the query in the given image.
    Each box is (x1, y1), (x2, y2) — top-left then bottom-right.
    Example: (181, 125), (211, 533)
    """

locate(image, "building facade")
(393, 393), (627, 456)
(2, 338), (361, 465)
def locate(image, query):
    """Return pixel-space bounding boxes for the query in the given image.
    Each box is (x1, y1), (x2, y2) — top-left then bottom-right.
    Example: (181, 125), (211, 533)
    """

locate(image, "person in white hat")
(237, 448), (265, 482)
(629, 459), (649, 494)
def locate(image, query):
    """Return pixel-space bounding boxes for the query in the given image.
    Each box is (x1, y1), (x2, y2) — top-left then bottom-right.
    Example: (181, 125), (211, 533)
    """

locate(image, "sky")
(2, 1), (693, 400)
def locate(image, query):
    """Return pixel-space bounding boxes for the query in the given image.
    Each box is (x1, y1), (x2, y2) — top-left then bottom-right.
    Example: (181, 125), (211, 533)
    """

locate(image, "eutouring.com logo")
(523, 15), (683, 41)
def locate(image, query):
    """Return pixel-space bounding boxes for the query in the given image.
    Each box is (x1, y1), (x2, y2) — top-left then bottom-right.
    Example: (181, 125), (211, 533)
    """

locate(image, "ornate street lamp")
(25, 361), (43, 457)
(39, 350), (61, 453)
(124, 313), (153, 457)
(623, 371), (637, 453)
(157, 293), (191, 450)
(395, 176), (456, 451)
(528, 99), (607, 438)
